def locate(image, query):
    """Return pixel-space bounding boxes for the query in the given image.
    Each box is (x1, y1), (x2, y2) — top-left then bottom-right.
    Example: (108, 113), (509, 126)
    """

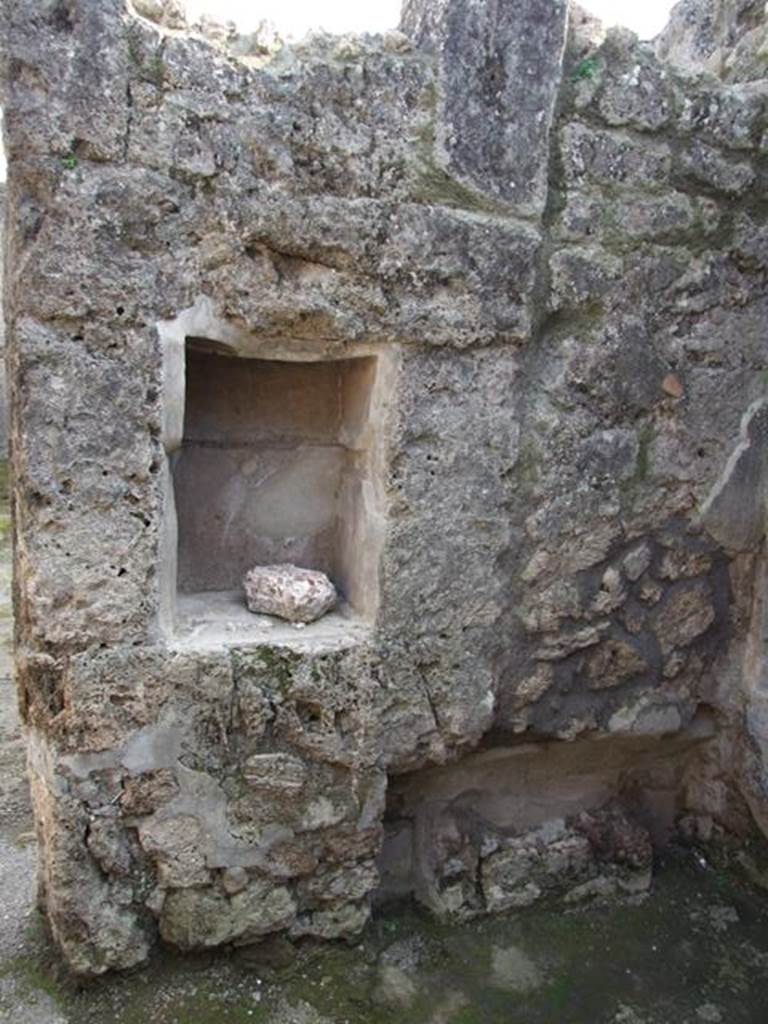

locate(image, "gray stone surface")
(3, 0), (768, 977)
(656, 0), (766, 78)
(400, 0), (568, 215)
(0, 184), (7, 452)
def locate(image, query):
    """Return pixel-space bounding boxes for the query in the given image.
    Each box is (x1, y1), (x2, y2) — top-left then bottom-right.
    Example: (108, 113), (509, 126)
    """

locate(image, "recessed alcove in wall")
(163, 329), (393, 641)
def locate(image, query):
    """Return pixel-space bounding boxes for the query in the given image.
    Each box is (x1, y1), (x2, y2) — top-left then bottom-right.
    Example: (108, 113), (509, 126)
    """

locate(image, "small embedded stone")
(608, 699), (682, 736)
(382, 30), (412, 53)
(639, 578), (664, 605)
(221, 866), (249, 895)
(651, 580), (716, 655)
(663, 651), (687, 679)
(658, 548), (712, 580)
(662, 373), (684, 398)
(160, 880), (296, 949)
(586, 639), (648, 689)
(243, 564), (337, 623)
(590, 567), (626, 615)
(620, 603), (646, 635)
(535, 622), (609, 660)
(242, 753), (307, 794)
(622, 542), (652, 582)
(510, 664), (554, 710)
(121, 769), (179, 816)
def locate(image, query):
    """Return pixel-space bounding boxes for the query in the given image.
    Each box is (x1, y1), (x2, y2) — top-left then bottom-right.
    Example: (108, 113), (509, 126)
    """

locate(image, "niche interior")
(171, 339), (388, 628)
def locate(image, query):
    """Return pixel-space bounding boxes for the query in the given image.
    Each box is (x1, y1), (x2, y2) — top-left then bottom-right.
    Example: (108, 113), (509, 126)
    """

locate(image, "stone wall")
(656, 0), (768, 78)
(2, 0), (768, 974)
(0, 182), (6, 453)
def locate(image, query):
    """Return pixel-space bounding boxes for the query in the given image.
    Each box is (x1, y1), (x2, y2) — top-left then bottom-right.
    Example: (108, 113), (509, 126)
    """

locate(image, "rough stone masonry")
(3, 0), (768, 975)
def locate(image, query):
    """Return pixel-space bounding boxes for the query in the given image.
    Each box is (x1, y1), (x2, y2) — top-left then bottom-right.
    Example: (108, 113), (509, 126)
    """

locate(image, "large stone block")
(401, 0), (568, 215)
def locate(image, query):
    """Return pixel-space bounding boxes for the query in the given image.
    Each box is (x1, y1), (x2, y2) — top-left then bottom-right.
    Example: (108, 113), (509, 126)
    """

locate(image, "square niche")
(171, 341), (389, 633)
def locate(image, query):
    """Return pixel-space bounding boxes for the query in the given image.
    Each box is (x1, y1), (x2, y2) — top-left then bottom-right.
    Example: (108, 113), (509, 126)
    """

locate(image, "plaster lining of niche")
(156, 296), (398, 647)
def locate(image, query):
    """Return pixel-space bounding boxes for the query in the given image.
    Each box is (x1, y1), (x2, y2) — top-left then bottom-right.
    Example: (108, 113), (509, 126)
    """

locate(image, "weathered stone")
(589, 568), (628, 616)
(574, 805), (652, 872)
(662, 374), (684, 399)
(121, 769), (179, 817)
(160, 879), (296, 949)
(535, 623), (610, 661)
(482, 827), (593, 912)
(664, 651), (688, 679)
(658, 548), (713, 580)
(651, 582), (717, 654)
(27, 766), (151, 975)
(525, 507), (623, 578)
(700, 399), (768, 553)
(221, 866), (249, 895)
(639, 579), (664, 606)
(86, 818), (132, 877)
(724, 22), (768, 83)
(58, 646), (234, 753)
(297, 862), (379, 906)
(242, 753), (308, 794)
(560, 123), (671, 190)
(678, 141), (756, 195)
(520, 580), (581, 632)
(139, 815), (210, 888)
(263, 841), (319, 881)
(243, 565), (337, 623)
(622, 543), (652, 582)
(549, 247), (623, 310)
(595, 30), (678, 132)
(289, 900), (370, 939)
(677, 81), (768, 151)
(401, 0), (568, 215)
(608, 699), (683, 736)
(656, 0), (765, 77)
(585, 639), (649, 689)
(480, 810), (651, 913)
(509, 664), (555, 711)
